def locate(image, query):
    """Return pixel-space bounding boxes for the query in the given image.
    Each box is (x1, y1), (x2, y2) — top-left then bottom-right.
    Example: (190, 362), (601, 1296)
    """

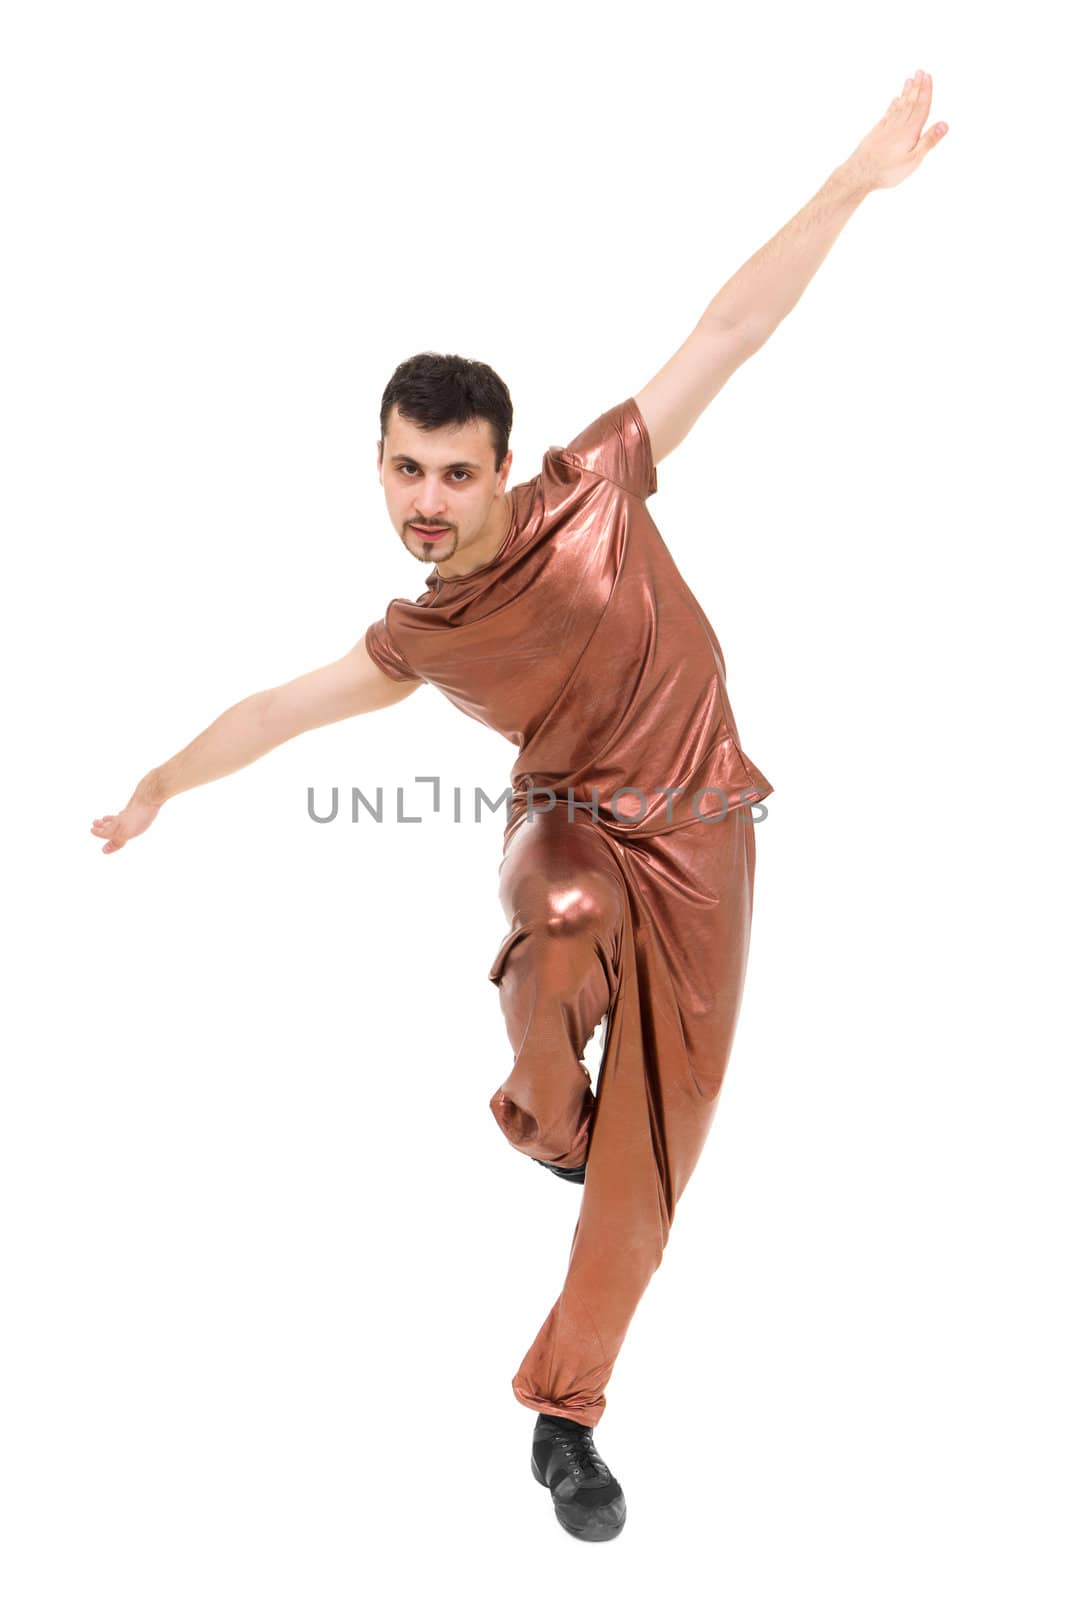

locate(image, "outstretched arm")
(634, 68), (949, 467)
(90, 636), (420, 854)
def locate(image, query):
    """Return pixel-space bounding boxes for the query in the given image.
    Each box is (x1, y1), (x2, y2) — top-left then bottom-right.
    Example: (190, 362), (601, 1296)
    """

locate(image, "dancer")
(91, 74), (947, 1542)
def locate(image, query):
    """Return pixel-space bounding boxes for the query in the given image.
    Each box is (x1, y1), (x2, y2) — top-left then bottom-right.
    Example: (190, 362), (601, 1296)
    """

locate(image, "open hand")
(90, 794), (162, 854)
(846, 69), (949, 192)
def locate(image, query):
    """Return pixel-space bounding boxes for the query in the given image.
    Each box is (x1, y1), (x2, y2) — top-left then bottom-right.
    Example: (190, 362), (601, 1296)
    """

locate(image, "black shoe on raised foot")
(534, 1158), (587, 1185)
(531, 1413), (626, 1541)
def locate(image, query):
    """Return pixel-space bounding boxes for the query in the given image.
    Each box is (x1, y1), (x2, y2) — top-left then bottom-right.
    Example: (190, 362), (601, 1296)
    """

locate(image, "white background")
(3, 0), (1064, 1593)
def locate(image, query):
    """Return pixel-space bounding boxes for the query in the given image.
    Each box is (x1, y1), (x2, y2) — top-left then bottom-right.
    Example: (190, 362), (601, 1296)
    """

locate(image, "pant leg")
(487, 805), (626, 1170)
(503, 806), (758, 1428)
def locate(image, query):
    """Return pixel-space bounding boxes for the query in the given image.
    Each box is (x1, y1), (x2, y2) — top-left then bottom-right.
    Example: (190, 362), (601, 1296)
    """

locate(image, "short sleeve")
(363, 610), (420, 683)
(557, 397), (658, 501)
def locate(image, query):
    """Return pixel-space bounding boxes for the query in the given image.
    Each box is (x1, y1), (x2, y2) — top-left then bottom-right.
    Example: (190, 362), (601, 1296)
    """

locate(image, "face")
(378, 406), (512, 573)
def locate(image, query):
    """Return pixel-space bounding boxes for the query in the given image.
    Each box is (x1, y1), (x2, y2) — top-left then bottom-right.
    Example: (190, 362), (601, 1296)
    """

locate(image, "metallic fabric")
(364, 397), (772, 836)
(364, 398), (772, 1426)
(489, 797), (755, 1428)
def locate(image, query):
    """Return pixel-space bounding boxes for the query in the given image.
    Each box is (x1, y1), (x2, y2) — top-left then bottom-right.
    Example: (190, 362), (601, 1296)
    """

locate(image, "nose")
(413, 484), (448, 524)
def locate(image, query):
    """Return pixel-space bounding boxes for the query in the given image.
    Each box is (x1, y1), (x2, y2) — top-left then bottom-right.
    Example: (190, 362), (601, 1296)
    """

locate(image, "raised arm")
(634, 68), (949, 467)
(89, 635), (421, 854)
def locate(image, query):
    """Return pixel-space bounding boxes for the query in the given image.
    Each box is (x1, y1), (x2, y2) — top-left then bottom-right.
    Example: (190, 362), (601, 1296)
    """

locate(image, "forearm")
(699, 159), (873, 341)
(136, 689), (281, 805)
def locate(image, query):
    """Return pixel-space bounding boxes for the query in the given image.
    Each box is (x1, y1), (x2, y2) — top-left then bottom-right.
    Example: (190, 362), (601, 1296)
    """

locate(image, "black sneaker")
(531, 1413), (626, 1541)
(533, 1158), (587, 1185)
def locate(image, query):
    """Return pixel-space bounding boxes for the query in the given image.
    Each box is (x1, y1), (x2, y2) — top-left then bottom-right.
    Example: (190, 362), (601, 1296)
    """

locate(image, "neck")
(435, 489), (512, 579)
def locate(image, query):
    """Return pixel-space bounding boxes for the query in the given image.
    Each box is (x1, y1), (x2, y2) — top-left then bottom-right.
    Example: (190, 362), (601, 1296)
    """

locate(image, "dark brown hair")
(379, 352), (513, 472)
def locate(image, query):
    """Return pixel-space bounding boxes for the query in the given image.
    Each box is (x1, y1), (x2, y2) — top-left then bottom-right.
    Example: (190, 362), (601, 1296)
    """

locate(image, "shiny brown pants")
(487, 799), (757, 1428)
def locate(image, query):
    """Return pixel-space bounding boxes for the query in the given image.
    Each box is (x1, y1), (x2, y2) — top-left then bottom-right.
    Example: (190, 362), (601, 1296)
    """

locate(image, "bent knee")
(488, 1086), (539, 1148)
(535, 870), (624, 941)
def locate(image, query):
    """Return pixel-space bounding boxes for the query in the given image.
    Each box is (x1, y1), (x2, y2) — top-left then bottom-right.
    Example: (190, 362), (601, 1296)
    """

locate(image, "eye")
(397, 465), (470, 481)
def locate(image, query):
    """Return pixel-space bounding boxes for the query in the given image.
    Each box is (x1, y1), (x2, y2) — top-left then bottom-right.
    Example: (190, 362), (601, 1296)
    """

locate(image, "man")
(91, 74), (947, 1542)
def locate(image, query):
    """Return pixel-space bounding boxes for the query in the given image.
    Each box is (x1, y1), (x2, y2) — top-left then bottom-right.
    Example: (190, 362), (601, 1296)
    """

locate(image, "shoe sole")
(530, 1453), (627, 1541)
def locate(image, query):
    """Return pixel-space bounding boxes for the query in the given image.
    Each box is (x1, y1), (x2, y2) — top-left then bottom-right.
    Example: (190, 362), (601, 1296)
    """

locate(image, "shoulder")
(546, 397), (658, 502)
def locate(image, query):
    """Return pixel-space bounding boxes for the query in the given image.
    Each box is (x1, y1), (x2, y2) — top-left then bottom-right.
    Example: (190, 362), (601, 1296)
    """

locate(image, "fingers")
(90, 814), (126, 853)
(905, 68), (949, 159)
(912, 70), (948, 144)
(906, 68), (932, 119)
(889, 69), (932, 122)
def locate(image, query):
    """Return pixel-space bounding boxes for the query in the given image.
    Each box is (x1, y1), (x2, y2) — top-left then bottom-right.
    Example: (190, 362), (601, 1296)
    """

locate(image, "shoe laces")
(554, 1425), (607, 1481)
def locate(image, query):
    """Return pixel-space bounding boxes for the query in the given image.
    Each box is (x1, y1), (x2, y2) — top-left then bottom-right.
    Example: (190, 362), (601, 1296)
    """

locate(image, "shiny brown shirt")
(364, 397), (772, 839)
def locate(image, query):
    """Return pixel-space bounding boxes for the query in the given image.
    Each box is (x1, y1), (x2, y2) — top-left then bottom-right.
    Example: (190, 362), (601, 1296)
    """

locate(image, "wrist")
(835, 155), (879, 202)
(135, 769), (168, 808)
